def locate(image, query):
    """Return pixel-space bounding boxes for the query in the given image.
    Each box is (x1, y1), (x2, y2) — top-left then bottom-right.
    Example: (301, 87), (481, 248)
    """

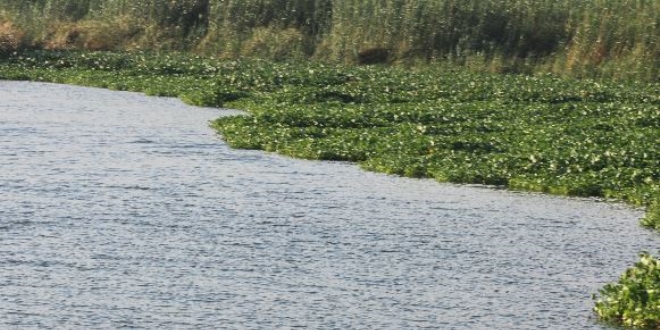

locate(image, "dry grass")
(240, 27), (305, 61)
(0, 15), (25, 54)
(0, 0), (658, 81)
(41, 16), (144, 51)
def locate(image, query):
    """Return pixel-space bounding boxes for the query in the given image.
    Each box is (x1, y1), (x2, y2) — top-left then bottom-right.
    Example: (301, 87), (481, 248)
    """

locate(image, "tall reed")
(0, 0), (658, 80)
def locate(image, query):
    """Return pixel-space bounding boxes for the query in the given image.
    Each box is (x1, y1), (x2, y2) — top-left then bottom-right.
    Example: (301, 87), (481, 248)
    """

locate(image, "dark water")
(0, 81), (657, 329)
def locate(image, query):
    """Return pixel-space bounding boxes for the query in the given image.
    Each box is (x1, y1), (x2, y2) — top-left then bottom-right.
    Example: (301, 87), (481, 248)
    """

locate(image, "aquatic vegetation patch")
(641, 204), (660, 231)
(594, 253), (660, 328)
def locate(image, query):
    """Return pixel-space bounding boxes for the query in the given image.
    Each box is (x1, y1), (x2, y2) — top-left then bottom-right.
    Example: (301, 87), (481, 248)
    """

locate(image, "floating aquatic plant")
(594, 252), (660, 329)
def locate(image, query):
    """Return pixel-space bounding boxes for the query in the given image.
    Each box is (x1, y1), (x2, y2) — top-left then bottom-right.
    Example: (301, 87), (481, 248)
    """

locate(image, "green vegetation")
(594, 252), (660, 328)
(1, 0), (659, 81)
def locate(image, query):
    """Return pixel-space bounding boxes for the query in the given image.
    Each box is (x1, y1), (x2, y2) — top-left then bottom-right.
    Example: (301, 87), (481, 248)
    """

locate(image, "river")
(0, 81), (657, 329)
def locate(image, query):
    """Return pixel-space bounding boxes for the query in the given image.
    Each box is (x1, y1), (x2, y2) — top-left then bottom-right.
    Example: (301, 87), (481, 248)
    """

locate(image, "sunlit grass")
(0, 0), (658, 80)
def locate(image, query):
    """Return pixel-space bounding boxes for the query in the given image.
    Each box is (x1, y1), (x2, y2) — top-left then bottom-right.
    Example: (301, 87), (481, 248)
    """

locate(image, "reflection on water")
(0, 81), (656, 329)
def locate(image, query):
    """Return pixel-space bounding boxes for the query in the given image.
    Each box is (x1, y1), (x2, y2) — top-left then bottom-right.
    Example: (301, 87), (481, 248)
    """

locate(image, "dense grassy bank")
(1, 0), (659, 81)
(2, 49), (660, 327)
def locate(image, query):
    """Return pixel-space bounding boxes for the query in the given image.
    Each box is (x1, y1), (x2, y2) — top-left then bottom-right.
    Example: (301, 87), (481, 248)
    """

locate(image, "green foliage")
(594, 252), (660, 329)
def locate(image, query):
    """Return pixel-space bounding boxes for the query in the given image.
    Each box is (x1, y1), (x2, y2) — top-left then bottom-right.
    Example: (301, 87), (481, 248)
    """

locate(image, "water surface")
(0, 81), (657, 329)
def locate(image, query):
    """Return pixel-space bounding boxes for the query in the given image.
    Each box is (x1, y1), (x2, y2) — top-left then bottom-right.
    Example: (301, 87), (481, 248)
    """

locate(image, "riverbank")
(1, 50), (659, 327)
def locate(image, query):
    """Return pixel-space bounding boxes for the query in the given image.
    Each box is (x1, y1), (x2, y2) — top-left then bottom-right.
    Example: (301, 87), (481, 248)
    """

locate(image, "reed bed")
(0, 0), (658, 80)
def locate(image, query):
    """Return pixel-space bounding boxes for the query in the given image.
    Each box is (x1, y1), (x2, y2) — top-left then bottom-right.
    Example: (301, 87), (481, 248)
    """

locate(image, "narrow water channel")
(0, 81), (656, 329)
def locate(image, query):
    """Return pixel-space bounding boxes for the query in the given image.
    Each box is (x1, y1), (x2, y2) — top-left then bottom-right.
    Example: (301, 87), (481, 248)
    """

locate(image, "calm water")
(0, 81), (657, 329)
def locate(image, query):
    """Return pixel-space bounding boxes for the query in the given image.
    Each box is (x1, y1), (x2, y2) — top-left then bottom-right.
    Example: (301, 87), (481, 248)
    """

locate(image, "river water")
(0, 81), (657, 329)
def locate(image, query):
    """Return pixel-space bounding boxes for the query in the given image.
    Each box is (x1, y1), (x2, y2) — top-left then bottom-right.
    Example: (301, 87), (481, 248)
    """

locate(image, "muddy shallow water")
(0, 81), (657, 329)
